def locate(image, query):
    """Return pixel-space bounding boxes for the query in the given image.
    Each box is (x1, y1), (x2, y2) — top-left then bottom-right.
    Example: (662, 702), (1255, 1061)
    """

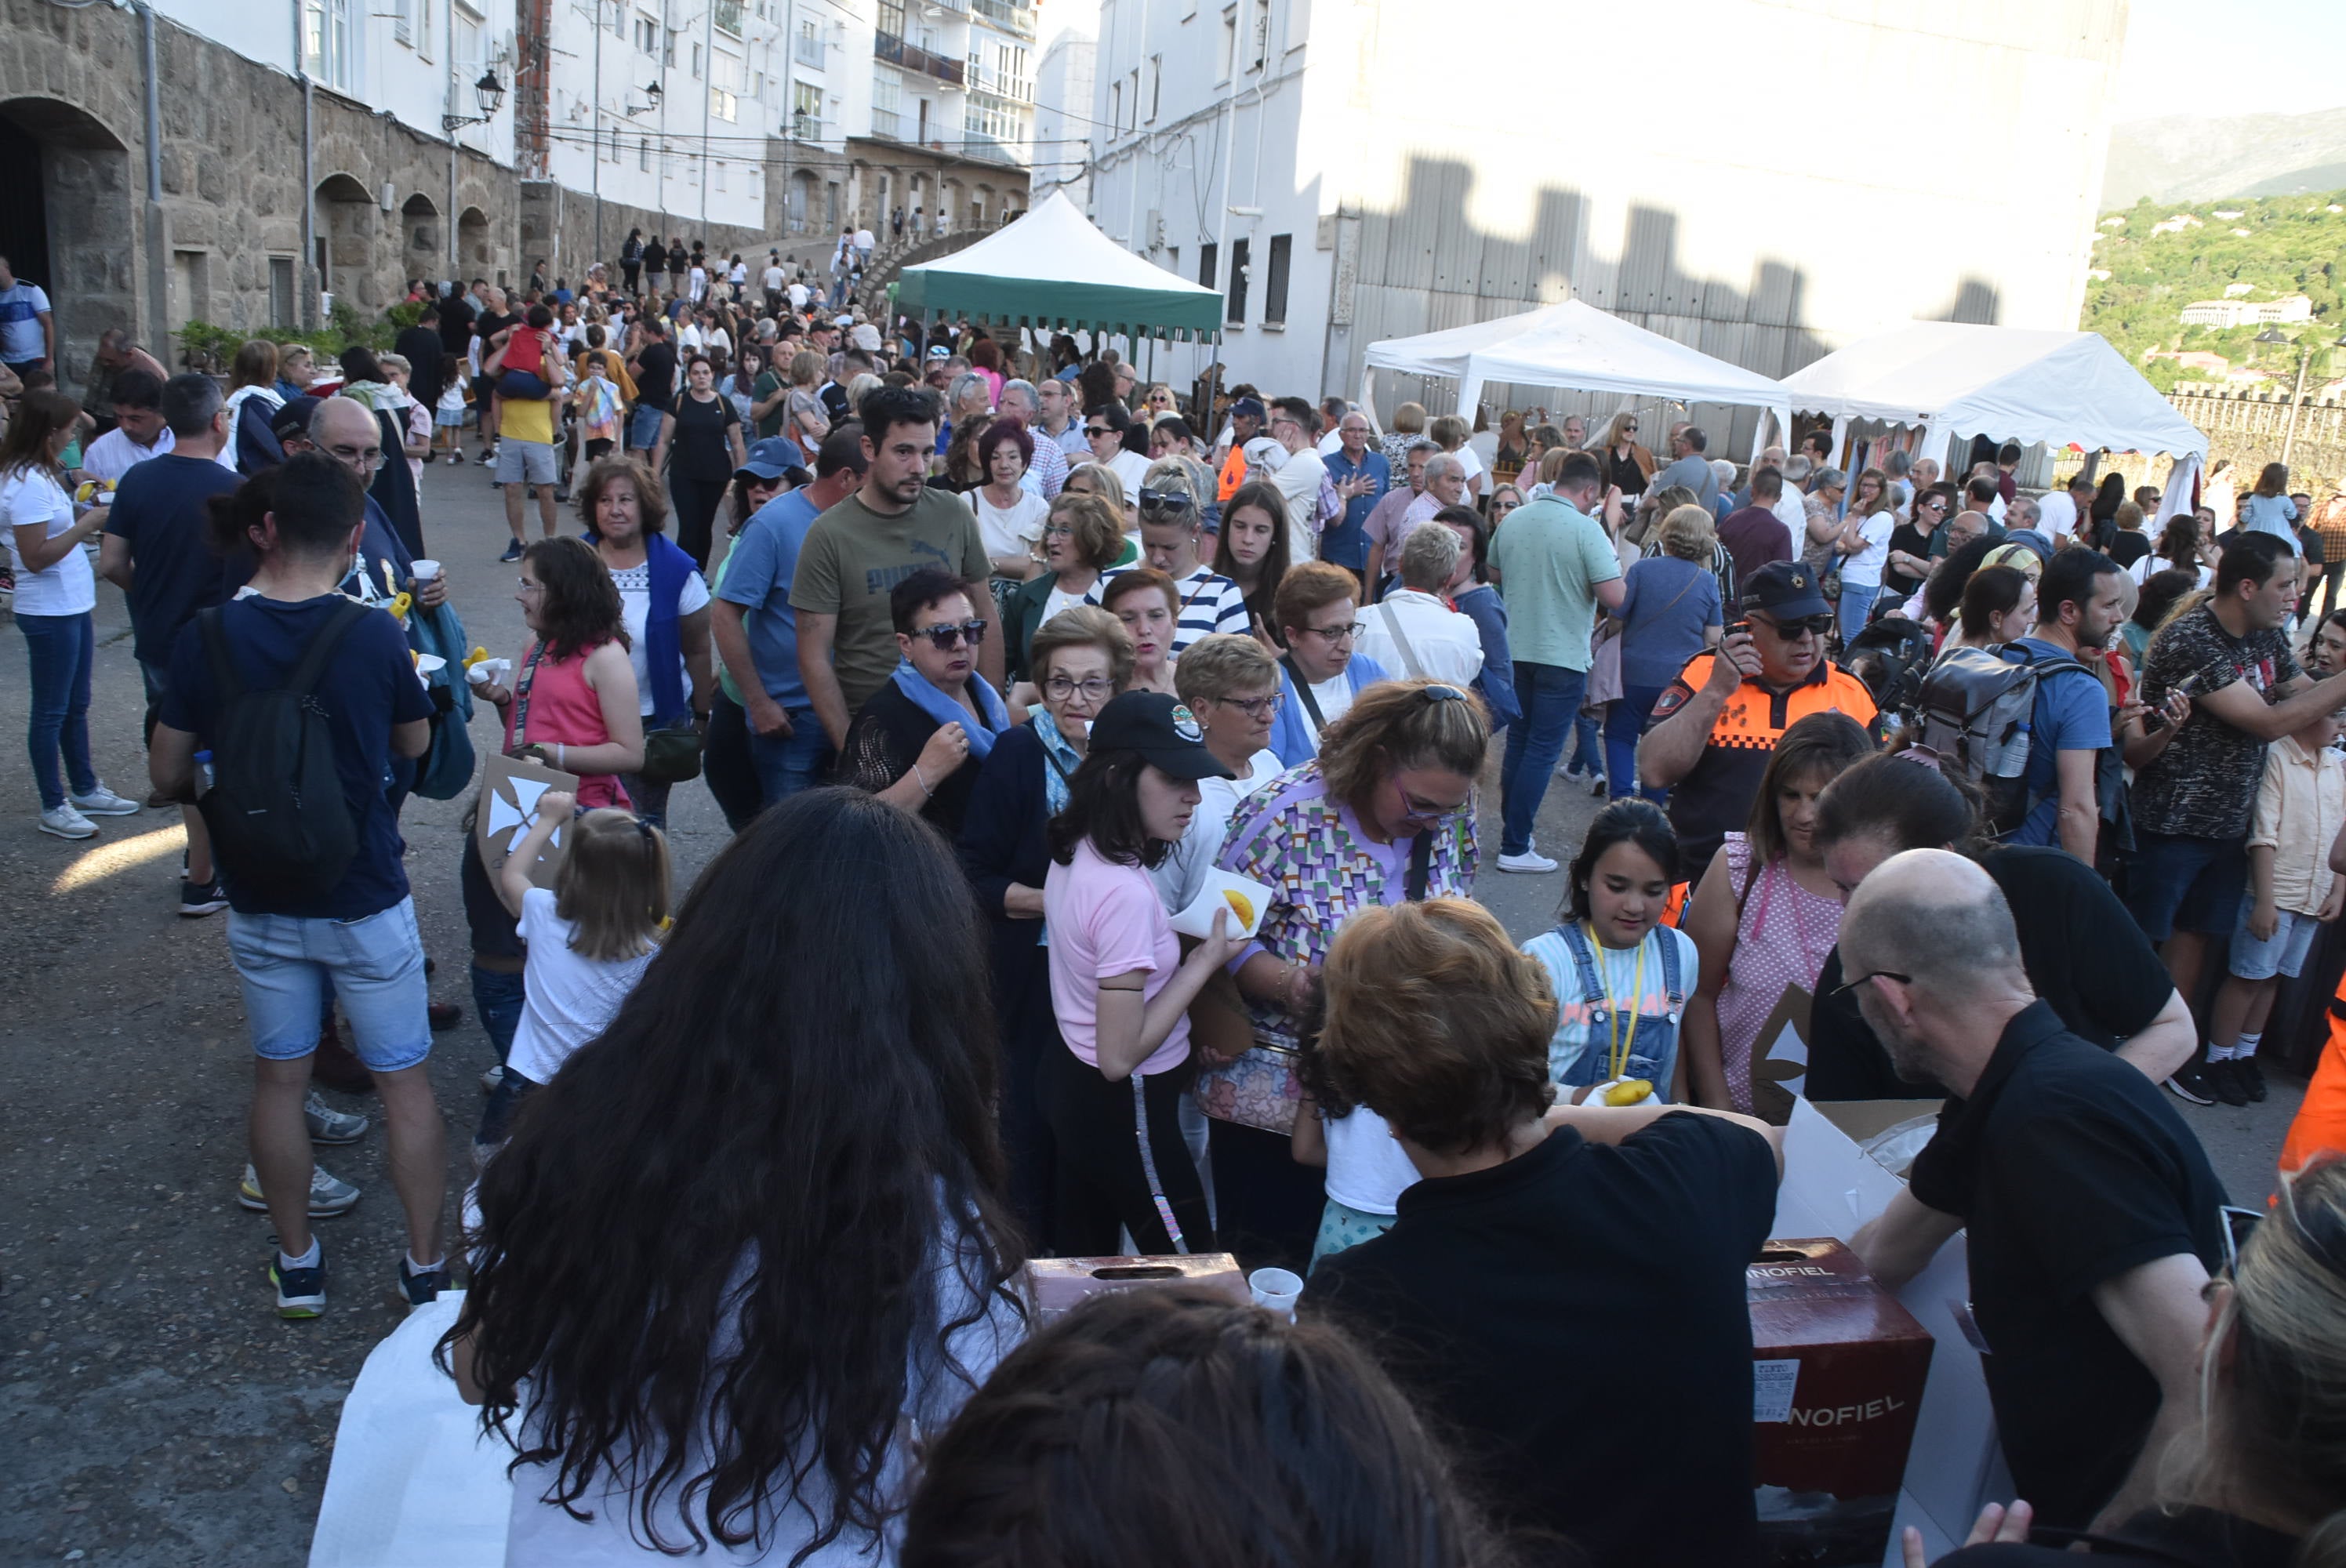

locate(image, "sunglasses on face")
(1752, 613), (1834, 639)
(910, 619), (988, 650)
(1086, 424), (1115, 437)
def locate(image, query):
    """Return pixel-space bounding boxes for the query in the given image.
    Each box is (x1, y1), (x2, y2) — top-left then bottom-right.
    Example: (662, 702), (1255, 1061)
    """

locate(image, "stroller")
(1836, 615), (1934, 741)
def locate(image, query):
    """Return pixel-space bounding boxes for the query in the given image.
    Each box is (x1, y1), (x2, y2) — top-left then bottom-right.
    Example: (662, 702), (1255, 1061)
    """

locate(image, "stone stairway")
(855, 228), (990, 318)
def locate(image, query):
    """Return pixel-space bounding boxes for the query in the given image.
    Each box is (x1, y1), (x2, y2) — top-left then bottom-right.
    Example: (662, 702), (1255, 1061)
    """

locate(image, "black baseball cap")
(271, 395), (321, 444)
(1088, 692), (1235, 780)
(1739, 561), (1832, 621)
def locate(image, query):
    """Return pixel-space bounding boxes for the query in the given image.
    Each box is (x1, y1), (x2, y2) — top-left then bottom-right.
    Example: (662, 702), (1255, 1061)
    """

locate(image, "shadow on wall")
(1345, 155), (2003, 452)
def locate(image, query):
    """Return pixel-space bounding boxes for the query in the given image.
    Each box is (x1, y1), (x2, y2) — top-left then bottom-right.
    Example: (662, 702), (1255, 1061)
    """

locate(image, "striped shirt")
(1085, 563), (1251, 652)
(1019, 434), (1070, 500)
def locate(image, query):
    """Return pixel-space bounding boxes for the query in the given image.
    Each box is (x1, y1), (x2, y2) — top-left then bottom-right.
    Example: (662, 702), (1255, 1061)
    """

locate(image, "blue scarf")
(892, 657), (1012, 760)
(1030, 704), (1083, 815)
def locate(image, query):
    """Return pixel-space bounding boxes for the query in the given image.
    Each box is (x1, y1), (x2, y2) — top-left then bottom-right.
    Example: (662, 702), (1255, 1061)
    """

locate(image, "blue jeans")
(750, 712), (833, 807)
(1838, 583), (1879, 640)
(1498, 660), (1587, 856)
(1570, 711), (1603, 774)
(1604, 682), (1669, 801)
(19, 610), (96, 810)
(470, 962), (526, 1065)
(224, 897), (432, 1072)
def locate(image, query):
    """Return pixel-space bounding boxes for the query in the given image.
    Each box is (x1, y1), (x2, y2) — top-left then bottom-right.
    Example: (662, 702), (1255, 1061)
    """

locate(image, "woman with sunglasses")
(1885, 486), (1948, 606)
(1200, 678), (1487, 1271)
(1598, 412), (1654, 502)
(959, 607), (1135, 1250)
(839, 567), (1011, 838)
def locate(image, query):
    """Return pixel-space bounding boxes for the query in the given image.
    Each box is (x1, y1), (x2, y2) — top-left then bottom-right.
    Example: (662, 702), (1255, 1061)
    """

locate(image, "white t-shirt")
(2129, 554), (2213, 591)
(729, 261), (748, 286)
(1356, 590), (1486, 686)
(1324, 1105), (1422, 1214)
(1267, 445), (1327, 564)
(1106, 448), (1153, 497)
(1299, 671), (1357, 750)
(1042, 580), (1089, 630)
(2038, 489), (2082, 542)
(968, 485), (1049, 565)
(0, 466), (93, 615)
(608, 557), (713, 717)
(1150, 746), (1285, 912)
(0, 280), (50, 362)
(761, 264), (785, 292)
(1454, 444), (1485, 492)
(80, 426), (176, 482)
(506, 888), (657, 1087)
(786, 281), (809, 311)
(1839, 513), (1896, 590)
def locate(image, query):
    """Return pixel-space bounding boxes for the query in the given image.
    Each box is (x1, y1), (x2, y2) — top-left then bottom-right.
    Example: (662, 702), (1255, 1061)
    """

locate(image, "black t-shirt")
(394, 324), (448, 407)
(2301, 526), (2327, 569)
(666, 390), (741, 482)
(1885, 521), (1932, 595)
(1807, 845), (2170, 1102)
(819, 379), (851, 426)
(1905, 1003), (2227, 1530)
(474, 311), (518, 376)
(837, 681), (983, 838)
(1306, 1115), (1778, 1567)
(634, 341), (678, 412)
(438, 296), (476, 357)
(2106, 530), (2152, 572)
(104, 453), (240, 664)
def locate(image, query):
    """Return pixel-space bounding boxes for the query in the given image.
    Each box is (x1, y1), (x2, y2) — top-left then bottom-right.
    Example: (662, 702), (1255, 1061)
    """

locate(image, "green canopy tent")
(893, 191), (1223, 364)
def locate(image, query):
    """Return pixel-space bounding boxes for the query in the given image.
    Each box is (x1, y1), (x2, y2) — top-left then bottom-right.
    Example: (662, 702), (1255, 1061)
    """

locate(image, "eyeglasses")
(1044, 674), (1114, 702)
(1396, 784), (1471, 824)
(327, 442), (385, 470)
(910, 619), (988, 650)
(1296, 621), (1365, 642)
(1828, 968), (1911, 998)
(1137, 487), (1193, 511)
(1751, 612), (1835, 640)
(1042, 523), (1075, 539)
(1218, 691), (1284, 719)
(516, 578), (546, 594)
(1085, 424), (1115, 437)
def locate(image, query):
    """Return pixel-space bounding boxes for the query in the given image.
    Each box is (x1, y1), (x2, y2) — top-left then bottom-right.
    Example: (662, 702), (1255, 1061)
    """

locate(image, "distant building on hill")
(2180, 295), (2315, 328)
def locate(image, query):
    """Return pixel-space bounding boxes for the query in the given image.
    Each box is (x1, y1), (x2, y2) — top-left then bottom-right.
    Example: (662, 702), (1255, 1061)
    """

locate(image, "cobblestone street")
(0, 458), (2302, 1565)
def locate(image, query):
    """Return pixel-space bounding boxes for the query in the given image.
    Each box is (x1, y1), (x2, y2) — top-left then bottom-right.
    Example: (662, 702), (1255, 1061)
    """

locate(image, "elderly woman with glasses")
(1193, 677), (1488, 1270)
(1267, 561), (1393, 767)
(1008, 488), (1127, 678)
(839, 566), (1013, 838)
(958, 606), (1135, 1250)
(1151, 633), (1291, 913)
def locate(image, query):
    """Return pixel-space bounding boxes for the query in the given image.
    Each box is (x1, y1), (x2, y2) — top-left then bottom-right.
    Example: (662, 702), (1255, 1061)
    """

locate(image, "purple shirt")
(1717, 505), (1792, 596)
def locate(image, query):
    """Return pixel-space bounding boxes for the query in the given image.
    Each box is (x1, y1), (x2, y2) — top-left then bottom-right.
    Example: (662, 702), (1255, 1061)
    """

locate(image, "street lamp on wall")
(443, 68), (508, 134)
(626, 80), (664, 117)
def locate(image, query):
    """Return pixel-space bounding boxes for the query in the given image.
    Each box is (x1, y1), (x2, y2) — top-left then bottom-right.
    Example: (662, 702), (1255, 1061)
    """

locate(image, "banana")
(1222, 888), (1255, 927)
(1603, 1079), (1655, 1106)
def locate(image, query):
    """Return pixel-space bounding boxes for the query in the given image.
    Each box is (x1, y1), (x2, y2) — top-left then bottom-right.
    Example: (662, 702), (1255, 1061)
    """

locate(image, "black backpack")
(195, 599), (372, 901)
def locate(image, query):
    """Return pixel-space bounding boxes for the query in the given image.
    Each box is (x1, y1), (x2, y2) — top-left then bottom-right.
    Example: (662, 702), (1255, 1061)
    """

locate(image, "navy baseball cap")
(1738, 561), (1832, 622)
(1088, 692), (1234, 781)
(1229, 396), (1267, 423)
(735, 435), (807, 482)
(271, 395), (322, 444)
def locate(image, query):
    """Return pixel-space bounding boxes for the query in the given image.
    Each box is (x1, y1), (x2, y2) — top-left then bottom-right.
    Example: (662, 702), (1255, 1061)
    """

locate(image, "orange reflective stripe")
(2281, 982), (2346, 1180)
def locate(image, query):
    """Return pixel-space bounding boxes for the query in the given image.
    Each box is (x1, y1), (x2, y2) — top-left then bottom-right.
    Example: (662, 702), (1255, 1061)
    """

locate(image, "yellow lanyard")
(1583, 922), (1646, 1082)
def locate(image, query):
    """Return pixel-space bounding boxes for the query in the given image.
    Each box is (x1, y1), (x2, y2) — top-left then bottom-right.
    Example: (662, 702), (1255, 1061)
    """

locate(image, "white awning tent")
(1778, 320), (2210, 471)
(1360, 300), (1795, 459)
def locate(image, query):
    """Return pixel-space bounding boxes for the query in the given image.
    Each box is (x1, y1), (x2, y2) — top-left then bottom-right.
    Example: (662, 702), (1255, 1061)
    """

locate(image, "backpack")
(1910, 641), (2094, 837)
(1839, 615), (1935, 724)
(404, 597), (478, 801)
(195, 599), (371, 901)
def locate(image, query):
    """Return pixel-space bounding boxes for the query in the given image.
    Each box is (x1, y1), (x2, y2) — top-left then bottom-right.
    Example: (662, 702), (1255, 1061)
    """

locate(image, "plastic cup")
(1247, 1266), (1304, 1321)
(409, 558), (442, 582)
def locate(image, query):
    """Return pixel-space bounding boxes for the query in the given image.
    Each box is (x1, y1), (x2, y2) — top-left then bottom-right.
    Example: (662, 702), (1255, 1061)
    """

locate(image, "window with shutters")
(1227, 237), (1249, 323)
(1264, 234), (1291, 325)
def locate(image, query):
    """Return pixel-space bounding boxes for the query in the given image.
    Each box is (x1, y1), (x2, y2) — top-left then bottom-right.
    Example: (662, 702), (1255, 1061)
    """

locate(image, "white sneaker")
(1498, 849), (1560, 873)
(238, 1162), (361, 1218)
(303, 1093), (369, 1145)
(481, 1063), (507, 1094)
(38, 804), (98, 840)
(69, 782), (143, 816)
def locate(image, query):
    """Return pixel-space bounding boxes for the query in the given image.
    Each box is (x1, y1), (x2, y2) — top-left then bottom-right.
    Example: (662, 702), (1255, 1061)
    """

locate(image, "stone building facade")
(2171, 386), (2346, 493)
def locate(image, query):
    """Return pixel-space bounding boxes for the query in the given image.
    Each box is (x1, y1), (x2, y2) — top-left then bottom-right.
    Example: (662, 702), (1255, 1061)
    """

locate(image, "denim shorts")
(2230, 902), (2325, 982)
(627, 402), (665, 449)
(225, 896), (432, 1073)
(2125, 829), (2249, 942)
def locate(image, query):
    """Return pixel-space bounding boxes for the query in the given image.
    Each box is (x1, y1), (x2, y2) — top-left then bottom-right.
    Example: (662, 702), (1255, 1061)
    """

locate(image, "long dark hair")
(448, 789), (1026, 1557)
(1922, 535), (2001, 625)
(522, 536), (630, 662)
(2091, 472), (2126, 523)
(1213, 478), (1297, 604)
(1048, 749), (1171, 869)
(901, 1289), (1516, 1568)
(0, 387), (80, 477)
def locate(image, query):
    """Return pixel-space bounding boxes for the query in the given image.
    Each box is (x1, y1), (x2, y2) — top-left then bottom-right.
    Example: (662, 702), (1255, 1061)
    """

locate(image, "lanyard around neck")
(1584, 922), (1647, 1082)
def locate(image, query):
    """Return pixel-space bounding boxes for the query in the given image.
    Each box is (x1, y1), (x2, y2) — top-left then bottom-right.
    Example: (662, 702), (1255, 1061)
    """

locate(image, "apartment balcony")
(956, 132), (1016, 165)
(967, 73), (1032, 107)
(971, 0), (1034, 36)
(870, 107), (902, 139)
(874, 29), (965, 87)
(793, 33), (825, 67)
(714, 0), (744, 36)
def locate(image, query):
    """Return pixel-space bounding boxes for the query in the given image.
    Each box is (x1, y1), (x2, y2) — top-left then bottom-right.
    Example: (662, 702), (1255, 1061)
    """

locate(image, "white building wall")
(1030, 5), (1096, 205)
(1087, 0), (2125, 432)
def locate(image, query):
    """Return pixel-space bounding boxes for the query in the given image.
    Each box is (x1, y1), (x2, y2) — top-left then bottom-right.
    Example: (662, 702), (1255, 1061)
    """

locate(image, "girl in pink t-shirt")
(1042, 691), (1238, 1255)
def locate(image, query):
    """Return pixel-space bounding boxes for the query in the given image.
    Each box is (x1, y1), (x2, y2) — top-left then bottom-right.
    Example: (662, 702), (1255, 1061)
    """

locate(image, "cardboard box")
(1774, 1098), (2014, 1566)
(1749, 1238), (1935, 1566)
(1023, 1254), (1251, 1320)
(474, 750), (579, 891)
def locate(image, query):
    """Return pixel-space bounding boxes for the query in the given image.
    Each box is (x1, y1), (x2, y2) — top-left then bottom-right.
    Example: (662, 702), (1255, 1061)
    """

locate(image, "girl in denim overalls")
(1522, 800), (1695, 1106)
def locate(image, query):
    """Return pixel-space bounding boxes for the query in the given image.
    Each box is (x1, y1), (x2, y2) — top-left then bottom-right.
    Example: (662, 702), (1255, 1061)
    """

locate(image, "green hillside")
(2080, 191), (2346, 392)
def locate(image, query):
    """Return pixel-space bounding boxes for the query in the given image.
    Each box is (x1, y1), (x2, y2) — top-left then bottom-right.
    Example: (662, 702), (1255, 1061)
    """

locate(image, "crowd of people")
(12, 241), (2346, 1564)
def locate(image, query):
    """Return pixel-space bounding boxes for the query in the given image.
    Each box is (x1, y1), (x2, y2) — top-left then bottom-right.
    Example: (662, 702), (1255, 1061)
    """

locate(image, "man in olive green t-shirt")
(791, 387), (997, 747)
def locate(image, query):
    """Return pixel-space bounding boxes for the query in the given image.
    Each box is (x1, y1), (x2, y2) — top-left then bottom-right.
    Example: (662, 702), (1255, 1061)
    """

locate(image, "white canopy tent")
(1360, 300), (1796, 459)
(1778, 322), (2210, 516)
